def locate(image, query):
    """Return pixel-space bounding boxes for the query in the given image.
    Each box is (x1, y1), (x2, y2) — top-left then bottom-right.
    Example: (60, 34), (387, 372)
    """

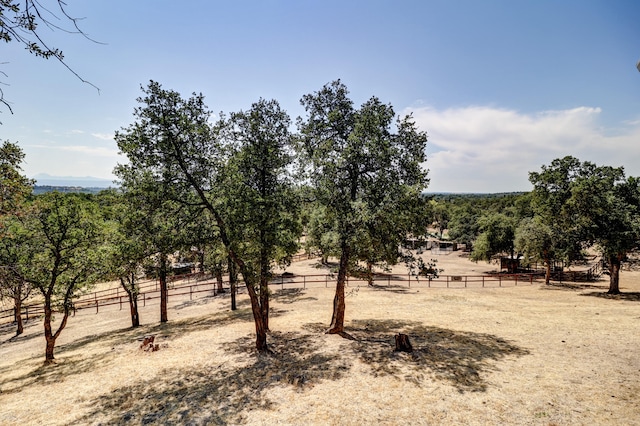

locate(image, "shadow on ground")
(541, 282), (608, 291)
(581, 291), (640, 302)
(0, 308), (256, 395)
(271, 288), (318, 304)
(72, 331), (351, 425)
(345, 319), (529, 392)
(367, 283), (410, 294)
(0, 324), (42, 346)
(173, 293), (220, 310)
(4, 296), (529, 423)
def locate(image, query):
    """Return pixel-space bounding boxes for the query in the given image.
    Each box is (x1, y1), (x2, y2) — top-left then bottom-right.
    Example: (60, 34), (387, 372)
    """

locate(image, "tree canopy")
(529, 156), (640, 293)
(16, 192), (106, 361)
(298, 80), (429, 334)
(115, 81), (301, 351)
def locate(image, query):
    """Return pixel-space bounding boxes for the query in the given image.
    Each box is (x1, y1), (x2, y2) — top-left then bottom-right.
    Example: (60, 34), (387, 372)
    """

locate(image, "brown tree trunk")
(121, 276), (140, 328)
(43, 298), (55, 362)
(228, 256), (237, 311)
(327, 243), (349, 334)
(260, 245), (270, 332)
(225, 246), (269, 352)
(129, 295), (140, 328)
(607, 255), (621, 294)
(248, 285), (268, 352)
(42, 297), (70, 364)
(159, 253), (168, 323)
(215, 269), (225, 293)
(14, 295), (24, 335)
(260, 275), (270, 332)
(544, 250), (551, 285)
(206, 207), (266, 351)
(367, 262), (373, 286)
(198, 248), (205, 274)
(45, 334), (56, 363)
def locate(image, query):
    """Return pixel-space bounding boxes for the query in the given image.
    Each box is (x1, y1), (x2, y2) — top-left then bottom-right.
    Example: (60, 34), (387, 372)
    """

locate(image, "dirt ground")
(1, 251), (639, 425)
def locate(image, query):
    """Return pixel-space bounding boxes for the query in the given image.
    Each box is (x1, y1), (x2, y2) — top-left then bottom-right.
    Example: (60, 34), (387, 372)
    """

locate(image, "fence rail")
(0, 271), (544, 325)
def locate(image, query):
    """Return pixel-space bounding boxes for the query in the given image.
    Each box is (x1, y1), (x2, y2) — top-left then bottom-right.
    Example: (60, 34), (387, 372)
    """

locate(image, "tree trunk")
(215, 269), (225, 293)
(45, 334), (56, 363)
(607, 255), (621, 294)
(42, 296), (70, 364)
(228, 256), (237, 311)
(260, 245), (270, 332)
(159, 253), (168, 323)
(198, 248), (205, 274)
(248, 290), (268, 352)
(544, 251), (551, 285)
(14, 295), (24, 335)
(327, 243), (349, 334)
(545, 261), (551, 285)
(43, 299), (55, 362)
(260, 275), (270, 332)
(121, 276), (140, 328)
(206, 207), (265, 351)
(129, 295), (140, 328)
(367, 261), (373, 286)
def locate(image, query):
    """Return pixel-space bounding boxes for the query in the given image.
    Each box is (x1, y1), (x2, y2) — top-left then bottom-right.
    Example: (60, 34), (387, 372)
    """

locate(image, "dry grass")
(1, 252), (640, 425)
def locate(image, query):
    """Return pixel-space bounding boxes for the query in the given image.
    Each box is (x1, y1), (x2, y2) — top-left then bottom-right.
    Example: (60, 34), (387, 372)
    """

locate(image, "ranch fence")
(0, 271), (544, 326)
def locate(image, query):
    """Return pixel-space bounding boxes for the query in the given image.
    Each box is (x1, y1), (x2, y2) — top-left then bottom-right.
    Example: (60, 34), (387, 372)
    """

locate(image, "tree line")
(433, 158), (640, 291)
(0, 80), (430, 360)
(2, 80), (639, 363)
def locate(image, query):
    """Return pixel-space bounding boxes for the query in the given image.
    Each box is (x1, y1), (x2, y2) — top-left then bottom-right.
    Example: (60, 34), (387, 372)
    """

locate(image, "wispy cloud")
(91, 133), (114, 141)
(30, 144), (119, 157)
(406, 105), (640, 193)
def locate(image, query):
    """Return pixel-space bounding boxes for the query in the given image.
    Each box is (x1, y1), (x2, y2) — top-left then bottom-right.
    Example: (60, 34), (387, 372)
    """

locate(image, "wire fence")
(0, 271), (544, 326)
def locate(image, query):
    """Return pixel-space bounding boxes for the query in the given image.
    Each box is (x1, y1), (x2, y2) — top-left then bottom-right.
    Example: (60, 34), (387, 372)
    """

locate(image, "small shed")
(500, 256), (522, 273)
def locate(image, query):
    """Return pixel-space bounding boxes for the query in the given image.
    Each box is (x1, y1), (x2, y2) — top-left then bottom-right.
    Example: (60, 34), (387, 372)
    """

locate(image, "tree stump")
(140, 335), (159, 352)
(394, 333), (413, 353)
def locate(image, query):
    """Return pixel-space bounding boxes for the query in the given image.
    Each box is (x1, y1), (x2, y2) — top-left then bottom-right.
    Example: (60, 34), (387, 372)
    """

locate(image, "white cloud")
(91, 133), (114, 141)
(30, 144), (119, 157)
(405, 105), (640, 193)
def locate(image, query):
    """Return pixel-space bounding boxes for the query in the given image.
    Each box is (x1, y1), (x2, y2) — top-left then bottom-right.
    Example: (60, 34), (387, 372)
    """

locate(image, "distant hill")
(32, 185), (109, 195)
(31, 174), (115, 188)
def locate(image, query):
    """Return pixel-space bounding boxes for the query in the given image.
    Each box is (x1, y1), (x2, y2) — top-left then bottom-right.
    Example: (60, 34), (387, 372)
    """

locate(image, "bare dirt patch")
(1, 251), (639, 425)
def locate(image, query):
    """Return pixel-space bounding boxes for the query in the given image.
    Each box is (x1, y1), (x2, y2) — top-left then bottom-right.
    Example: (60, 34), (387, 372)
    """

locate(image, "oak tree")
(19, 192), (105, 362)
(529, 156), (640, 293)
(115, 82), (299, 351)
(298, 80), (429, 334)
(0, 141), (33, 334)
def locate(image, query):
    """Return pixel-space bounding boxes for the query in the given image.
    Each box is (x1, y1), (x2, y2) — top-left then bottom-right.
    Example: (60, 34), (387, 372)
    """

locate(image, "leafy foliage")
(529, 156), (640, 293)
(16, 192), (106, 361)
(0, 140), (33, 214)
(115, 81), (301, 350)
(298, 80), (429, 332)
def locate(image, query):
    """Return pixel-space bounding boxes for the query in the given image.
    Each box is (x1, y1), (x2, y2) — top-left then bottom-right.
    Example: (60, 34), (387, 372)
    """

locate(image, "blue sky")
(3, 0), (640, 192)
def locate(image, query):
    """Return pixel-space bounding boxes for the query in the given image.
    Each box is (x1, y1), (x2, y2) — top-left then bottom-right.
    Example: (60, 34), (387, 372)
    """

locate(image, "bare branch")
(0, 0), (102, 117)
